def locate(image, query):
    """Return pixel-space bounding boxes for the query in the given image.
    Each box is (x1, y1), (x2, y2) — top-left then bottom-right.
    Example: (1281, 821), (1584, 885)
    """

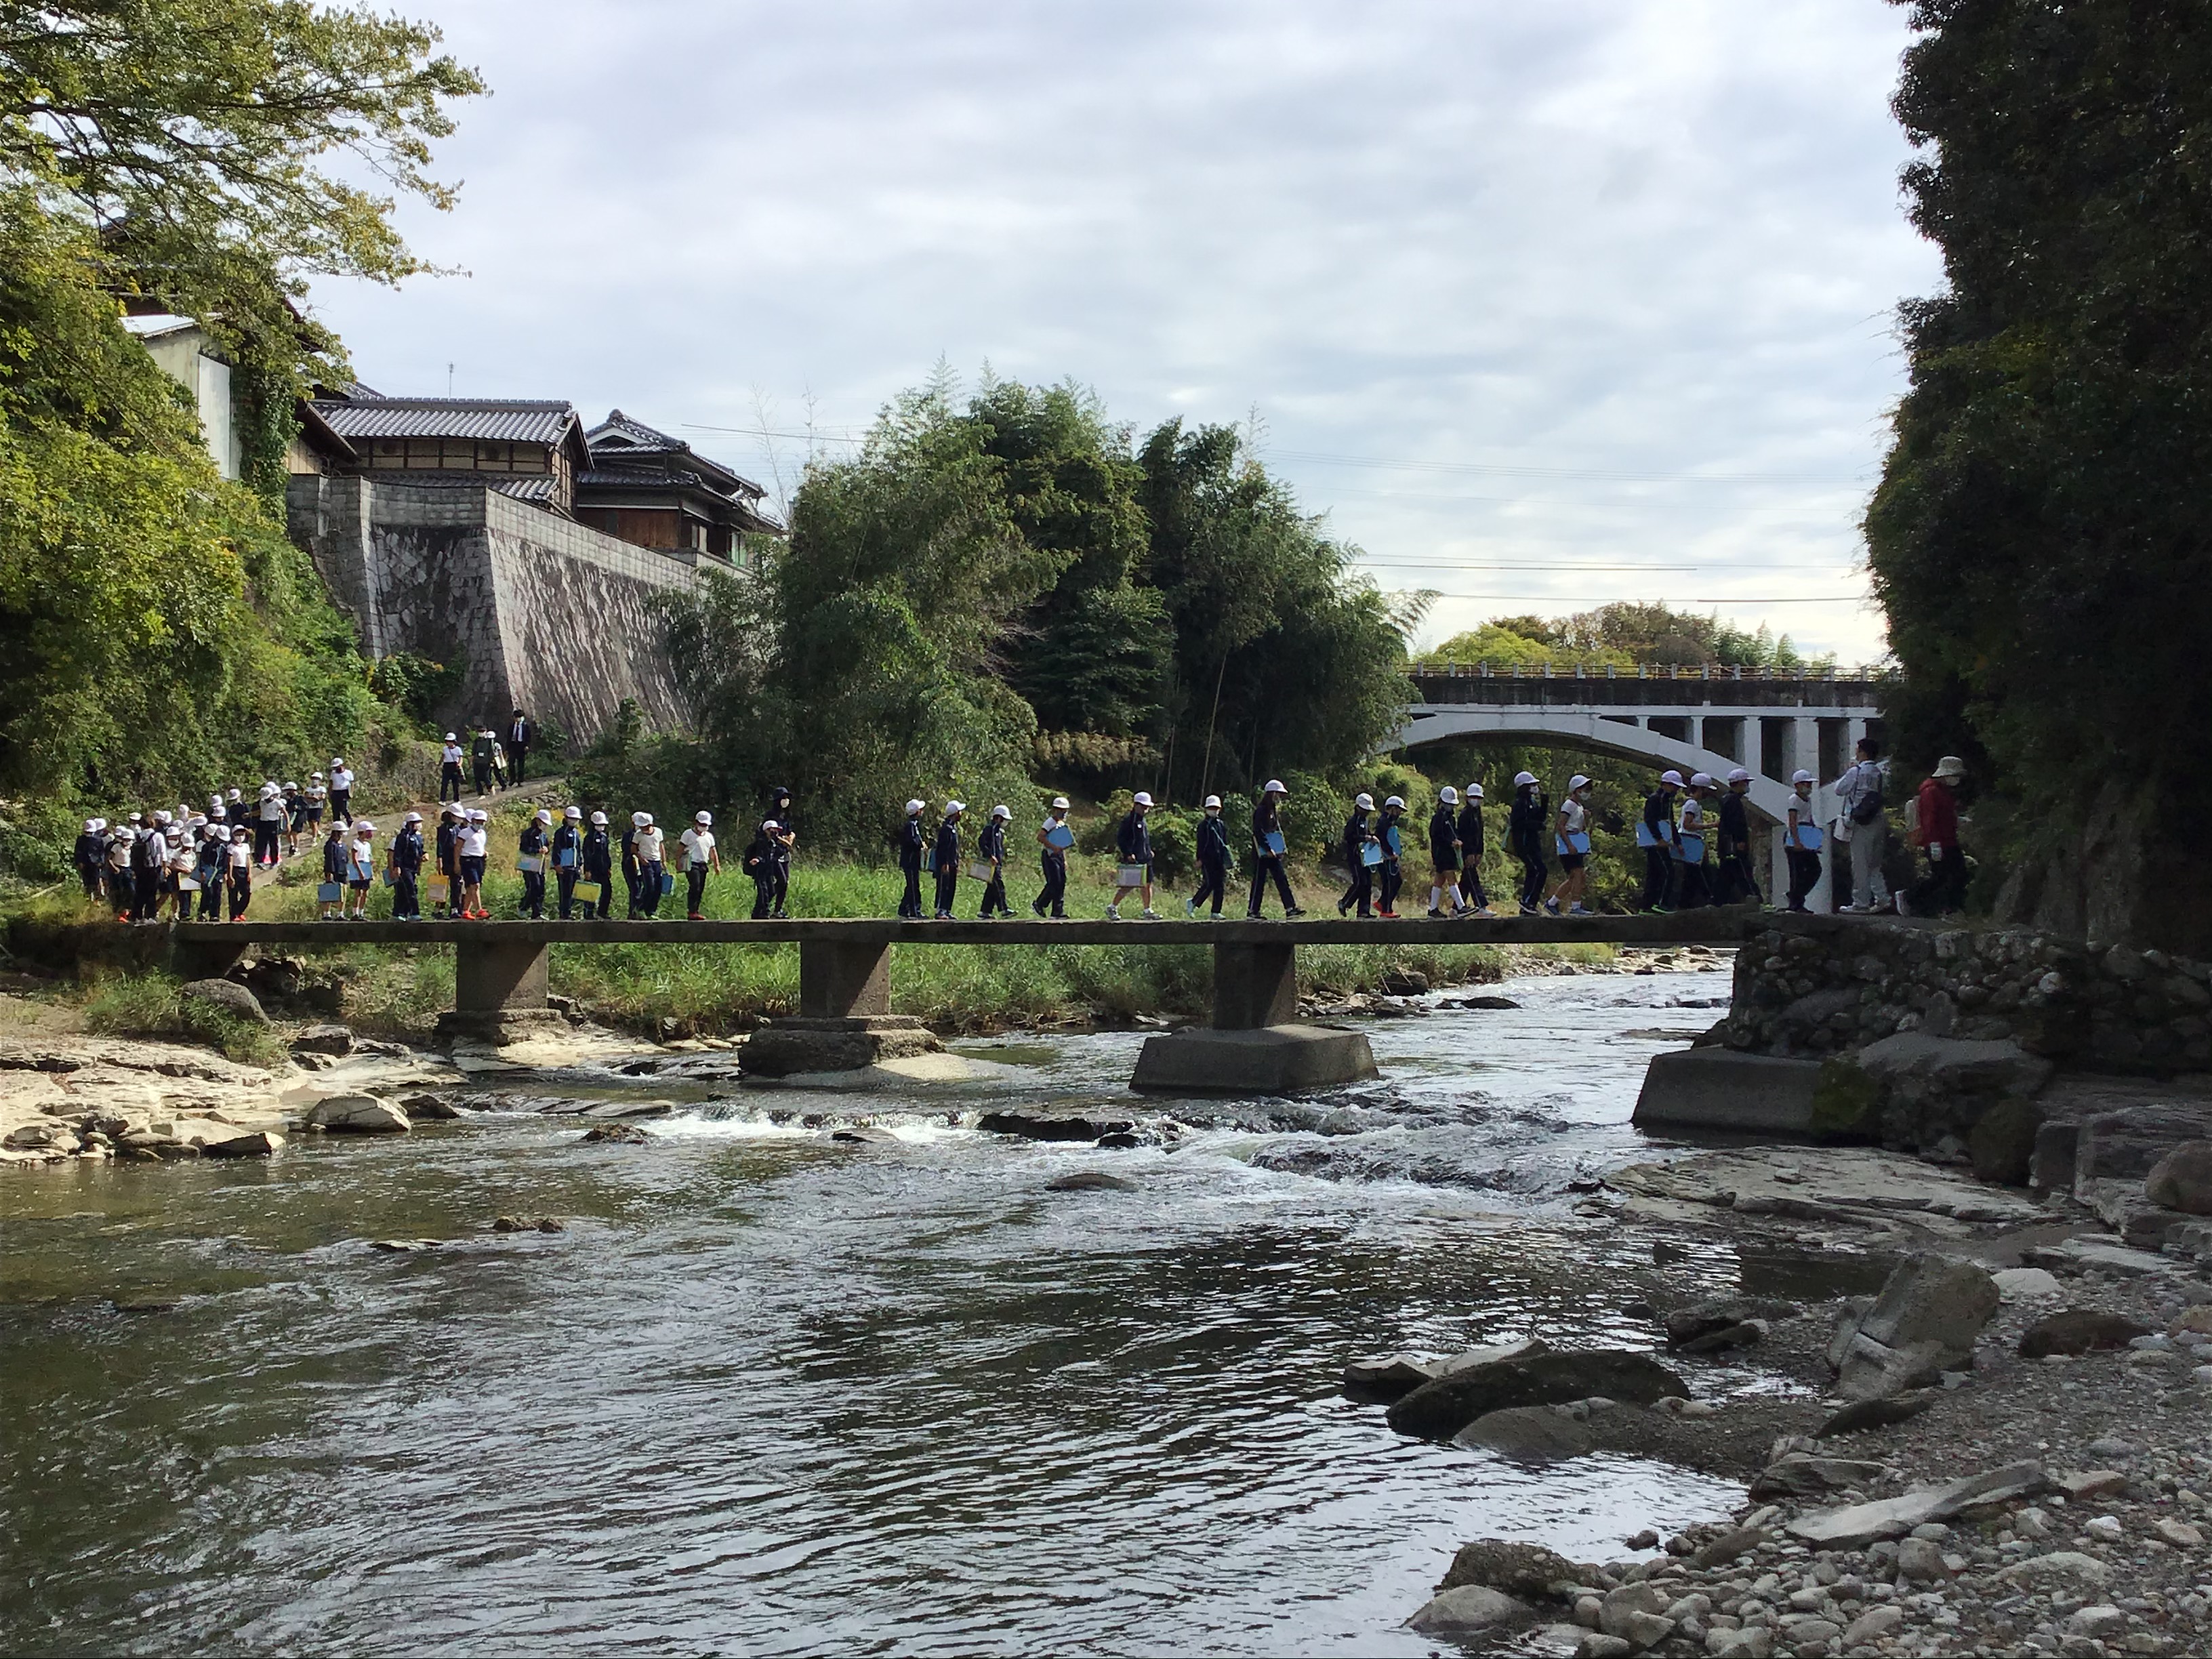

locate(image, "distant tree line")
(1418, 606), (1829, 674)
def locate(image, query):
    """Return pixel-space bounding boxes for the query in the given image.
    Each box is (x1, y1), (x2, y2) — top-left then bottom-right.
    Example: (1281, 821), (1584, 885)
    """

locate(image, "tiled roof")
(586, 408), (764, 498)
(121, 312), (201, 342)
(311, 396), (579, 445)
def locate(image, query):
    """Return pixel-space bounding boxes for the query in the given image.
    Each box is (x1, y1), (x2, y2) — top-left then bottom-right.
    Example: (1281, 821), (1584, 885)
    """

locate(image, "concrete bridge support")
(743, 935), (940, 1078)
(1129, 939), (1378, 1095)
(438, 938), (561, 1044)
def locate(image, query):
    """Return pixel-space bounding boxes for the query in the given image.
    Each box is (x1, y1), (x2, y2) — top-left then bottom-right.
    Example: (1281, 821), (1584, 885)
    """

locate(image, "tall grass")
(80, 972), (288, 1065)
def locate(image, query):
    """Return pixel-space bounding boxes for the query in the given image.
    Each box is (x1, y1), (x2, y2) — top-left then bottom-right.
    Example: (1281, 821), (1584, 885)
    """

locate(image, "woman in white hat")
(1033, 796), (1073, 919)
(1247, 780), (1304, 918)
(1898, 755), (1969, 918)
(1107, 792), (1158, 920)
(680, 811), (718, 920)
(1187, 794), (1231, 918)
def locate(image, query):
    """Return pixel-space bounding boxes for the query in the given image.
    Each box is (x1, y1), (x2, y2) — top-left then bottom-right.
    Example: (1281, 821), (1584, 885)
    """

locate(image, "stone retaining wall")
(1723, 914), (2212, 1076)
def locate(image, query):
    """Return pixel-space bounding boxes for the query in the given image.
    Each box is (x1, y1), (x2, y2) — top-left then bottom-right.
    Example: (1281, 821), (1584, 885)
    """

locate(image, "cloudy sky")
(312, 0), (1942, 663)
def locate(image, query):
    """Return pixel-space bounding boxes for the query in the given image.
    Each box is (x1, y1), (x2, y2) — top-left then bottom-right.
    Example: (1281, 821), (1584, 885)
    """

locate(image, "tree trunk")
(1197, 653), (1230, 802)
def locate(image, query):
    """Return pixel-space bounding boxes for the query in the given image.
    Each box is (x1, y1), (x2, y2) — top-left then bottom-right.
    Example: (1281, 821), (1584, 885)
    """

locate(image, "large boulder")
(289, 1023), (354, 1056)
(2146, 1141), (2212, 1215)
(1451, 1406), (1595, 1465)
(202, 1128), (283, 1158)
(2018, 1309), (2153, 1358)
(305, 1094), (409, 1134)
(1828, 1253), (1997, 1401)
(1969, 1097), (2044, 1187)
(1386, 1349), (1687, 1440)
(1404, 1584), (1529, 1634)
(181, 978), (269, 1026)
(1436, 1538), (1580, 1601)
(1662, 1296), (1795, 1348)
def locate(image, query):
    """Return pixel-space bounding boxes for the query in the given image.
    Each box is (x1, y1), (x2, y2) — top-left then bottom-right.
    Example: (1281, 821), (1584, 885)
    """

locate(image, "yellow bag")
(575, 880), (603, 905)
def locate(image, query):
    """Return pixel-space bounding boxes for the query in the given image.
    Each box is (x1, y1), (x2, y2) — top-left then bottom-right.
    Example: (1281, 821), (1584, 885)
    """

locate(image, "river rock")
(1437, 1538), (1579, 1600)
(201, 1128), (283, 1158)
(1386, 1349), (1689, 1440)
(1999, 1550), (2110, 1587)
(398, 1092), (462, 1120)
(1747, 1454), (1888, 1500)
(180, 978), (269, 1025)
(2145, 1141), (2212, 1214)
(1703, 1630), (1771, 1658)
(1662, 1296), (1795, 1348)
(1690, 1526), (1767, 1568)
(1378, 970), (1430, 998)
(1895, 1536), (1951, 1582)
(579, 1122), (651, 1145)
(1045, 1171), (1134, 1192)
(977, 1106), (1137, 1142)
(1452, 1406), (1595, 1465)
(1597, 1581), (1675, 1641)
(1784, 1461), (2046, 1549)
(1992, 1266), (2064, 1301)
(831, 1126), (901, 1145)
(1405, 1584), (1530, 1633)
(1828, 1252), (1996, 1400)
(289, 1023), (354, 1056)
(493, 1215), (565, 1232)
(305, 1094), (409, 1134)
(2018, 1308), (2153, 1357)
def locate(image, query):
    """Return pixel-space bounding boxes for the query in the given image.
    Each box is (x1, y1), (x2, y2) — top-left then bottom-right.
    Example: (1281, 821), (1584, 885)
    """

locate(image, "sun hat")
(1438, 785), (1459, 806)
(469, 808), (488, 821)
(1792, 769), (1814, 785)
(1132, 791), (1153, 807)
(1727, 766), (1752, 783)
(991, 804), (1011, 819)
(632, 811), (650, 827)
(445, 732), (457, 742)
(1202, 794), (1222, 809)
(1263, 779), (1287, 795)
(1050, 796), (1070, 811)
(695, 811), (712, 825)
(1355, 792), (1375, 809)
(1659, 770), (1685, 787)
(1467, 782), (1484, 799)
(331, 758), (344, 768)
(1934, 755), (1967, 779)
(1513, 771), (1538, 787)
(564, 805), (581, 819)
(403, 812), (422, 823)
(1383, 795), (1405, 809)
(906, 799), (925, 814)
(590, 812), (607, 825)
(354, 820), (375, 834)
(1689, 773), (1715, 788)
(1568, 774), (1592, 792)
(946, 800), (966, 814)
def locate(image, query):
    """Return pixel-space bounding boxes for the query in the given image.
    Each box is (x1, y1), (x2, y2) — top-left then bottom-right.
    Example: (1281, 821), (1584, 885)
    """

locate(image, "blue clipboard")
(1382, 825), (1401, 855)
(1359, 842), (1385, 867)
(556, 847), (577, 868)
(1045, 823), (1074, 850)
(1793, 823), (1824, 851)
(1557, 831), (1591, 856)
(1263, 831), (1286, 857)
(1674, 834), (1706, 862)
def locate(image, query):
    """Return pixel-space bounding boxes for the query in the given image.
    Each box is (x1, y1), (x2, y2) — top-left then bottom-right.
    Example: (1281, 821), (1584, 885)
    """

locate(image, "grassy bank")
(11, 811), (1618, 1040)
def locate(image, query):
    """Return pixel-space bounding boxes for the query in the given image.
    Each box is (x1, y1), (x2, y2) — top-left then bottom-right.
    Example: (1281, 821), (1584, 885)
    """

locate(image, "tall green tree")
(1864, 0), (2212, 946)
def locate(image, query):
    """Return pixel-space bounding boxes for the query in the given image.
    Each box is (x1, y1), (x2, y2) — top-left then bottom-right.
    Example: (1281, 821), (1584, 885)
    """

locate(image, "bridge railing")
(1413, 662), (1891, 682)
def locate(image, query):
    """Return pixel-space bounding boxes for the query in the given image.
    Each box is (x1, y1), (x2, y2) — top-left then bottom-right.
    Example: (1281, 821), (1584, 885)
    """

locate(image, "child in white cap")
(680, 811), (718, 919)
(1033, 796), (1073, 918)
(1188, 794), (1231, 918)
(518, 807), (552, 919)
(1784, 769), (1823, 912)
(898, 800), (928, 919)
(459, 809), (490, 918)
(977, 804), (1013, 918)
(345, 821), (377, 919)
(1546, 775), (1595, 916)
(1107, 792), (1158, 920)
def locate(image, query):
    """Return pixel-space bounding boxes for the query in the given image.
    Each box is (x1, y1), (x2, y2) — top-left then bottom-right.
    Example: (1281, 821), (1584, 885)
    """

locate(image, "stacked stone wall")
(1725, 914), (2212, 1076)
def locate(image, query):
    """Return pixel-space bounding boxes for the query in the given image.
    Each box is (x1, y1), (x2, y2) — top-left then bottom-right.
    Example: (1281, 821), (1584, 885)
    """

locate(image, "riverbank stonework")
(1723, 914), (2212, 1076)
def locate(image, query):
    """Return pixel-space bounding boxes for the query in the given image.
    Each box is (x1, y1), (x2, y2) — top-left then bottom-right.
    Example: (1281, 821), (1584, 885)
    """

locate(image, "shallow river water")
(3, 967), (1814, 1656)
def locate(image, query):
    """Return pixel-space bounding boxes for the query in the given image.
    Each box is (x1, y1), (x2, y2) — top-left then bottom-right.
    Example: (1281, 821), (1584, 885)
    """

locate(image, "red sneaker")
(687, 912), (704, 920)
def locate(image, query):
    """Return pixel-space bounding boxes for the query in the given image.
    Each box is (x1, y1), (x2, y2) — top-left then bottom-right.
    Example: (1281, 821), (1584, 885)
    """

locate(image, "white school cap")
(1202, 794), (1222, 809)
(1792, 769), (1814, 785)
(695, 810), (712, 825)
(1050, 796), (1070, 811)
(1354, 792), (1375, 810)
(1438, 786), (1458, 806)
(590, 811), (607, 825)
(331, 758), (344, 768)
(1659, 769), (1685, 787)
(535, 808), (552, 823)
(946, 800), (966, 814)
(445, 732), (457, 742)
(1727, 766), (1753, 783)
(1466, 783), (1484, 799)
(1568, 774), (1591, 792)
(1689, 772), (1715, 788)
(84, 817), (98, 832)
(763, 817), (781, 830)
(403, 812), (422, 823)
(906, 799), (925, 814)
(1513, 771), (1538, 787)
(1263, 779), (1286, 795)
(632, 811), (651, 827)
(355, 820), (375, 834)
(1383, 795), (1404, 809)
(309, 772), (322, 781)
(991, 804), (1011, 819)
(469, 808), (488, 821)
(563, 805), (581, 819)
(1132, 792), (1153, 807)
(155, 809), (171, 823)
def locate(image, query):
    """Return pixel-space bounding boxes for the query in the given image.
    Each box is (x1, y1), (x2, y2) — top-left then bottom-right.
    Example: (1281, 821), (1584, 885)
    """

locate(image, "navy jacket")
(1116, 811), (1151, 864)
(75, 832), (103, 871)
(1427, 806), (1459, 865)
(741, 833), (775, 878)
(1196, 813), (1229, 866)
(520, 824), (548, 859)
(390, 829), (424, 874)
(900, 816), (926, 872)
(1509, 790), (1547, 859)
(582, 830), (612, 880)
(1378, 809), (1403, 863)
(933, 818), (961, 871)
(1342, 810), (1373, 868)
(1456, 802), (1485, 860)
(1717, 792), (1750, 857)
(1643, 789), (1677, 845)
(322, 838), (346, 882)
(978, 821), (1006, 863)
(1252, 798), (1283, 858)
(552, 823), (579, 868)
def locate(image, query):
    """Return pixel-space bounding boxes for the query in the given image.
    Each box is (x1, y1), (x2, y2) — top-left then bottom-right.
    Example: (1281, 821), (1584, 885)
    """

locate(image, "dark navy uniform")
(1191, 811), (1231, 916)
(899, 814), (926, 919)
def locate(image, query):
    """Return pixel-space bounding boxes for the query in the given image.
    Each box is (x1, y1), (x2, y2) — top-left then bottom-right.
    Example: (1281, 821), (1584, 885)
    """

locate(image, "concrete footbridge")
(1398, 665), (1888, 908)
(171, 912), (1759, 1094)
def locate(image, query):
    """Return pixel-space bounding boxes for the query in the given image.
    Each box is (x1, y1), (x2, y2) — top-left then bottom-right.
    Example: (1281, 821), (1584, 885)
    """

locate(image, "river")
(2, 966), (1791, 1656)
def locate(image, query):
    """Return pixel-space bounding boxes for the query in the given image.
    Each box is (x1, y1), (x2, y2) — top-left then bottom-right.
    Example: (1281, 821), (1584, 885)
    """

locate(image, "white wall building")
(123, 313), (241, 480)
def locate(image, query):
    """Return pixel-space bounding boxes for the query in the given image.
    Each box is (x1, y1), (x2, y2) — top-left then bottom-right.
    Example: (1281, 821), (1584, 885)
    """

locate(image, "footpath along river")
(1, 965), (1817, 1656)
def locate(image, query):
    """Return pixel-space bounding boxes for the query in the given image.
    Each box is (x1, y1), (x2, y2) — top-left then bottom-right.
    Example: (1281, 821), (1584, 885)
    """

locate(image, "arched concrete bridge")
(1394, 665), (1888, 908)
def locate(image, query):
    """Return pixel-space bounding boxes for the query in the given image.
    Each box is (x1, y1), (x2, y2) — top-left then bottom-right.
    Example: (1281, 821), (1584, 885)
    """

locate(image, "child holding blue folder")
(1033, 796), (1073, 918)
(1246, 780), (1304, 918)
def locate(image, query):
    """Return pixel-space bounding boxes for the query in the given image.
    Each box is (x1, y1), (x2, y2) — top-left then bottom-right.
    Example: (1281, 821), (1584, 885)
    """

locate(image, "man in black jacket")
(899, 799), (927, 919)
(507, 709), (533, 783)
(1247, 780), (1304, 918)
(1187, 794), (1231, 918)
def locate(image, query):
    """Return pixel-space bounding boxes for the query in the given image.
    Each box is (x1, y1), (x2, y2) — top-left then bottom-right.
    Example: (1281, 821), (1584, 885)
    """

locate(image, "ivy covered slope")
(1865, 0), (2212, 948)
(0, 0), (483, 878)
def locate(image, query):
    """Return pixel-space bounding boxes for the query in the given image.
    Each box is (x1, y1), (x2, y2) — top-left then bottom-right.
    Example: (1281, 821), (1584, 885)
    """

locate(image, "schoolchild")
(1248, 780), (1304, 918)
(518, 808), (552, 920)
(932, 802), (964, 921)
(634, 814), (666, 919)
(105, 821), (134, 918)
(328, 758), (354, 825)
(458, 808), (491, 919)
(1458, 783), (1495, 916)
(679, 811), (718, 920)
(131, 814), (165, 923)
(1546, 773), (1595, 916)
(1187, 795), (1231, 918)
(1033, 796), (1073, 918)
(764, 786), (796, 919)
(1375, 796), (1407, 918)
(345, 821), (377, 920)
(899, 799), (927, 920)
(225, 825), (253, 920)
(552, 806), (583, 918)
(439, 733), (465, 802)
(195, 824), (226, 919)
(432, 806), (460, 918)
(1784, 769), (1823, 912)
(977, 804), (1013, 918)
(1675, 775), (1715, 910)
(1427, 787), (1465, 918)
(742, 819), (780, 920)
(1338, 792), (1379, 918)
(1107, 792), (1158, 920)
(304, 775), (327, 838)
(580, 812), (613, 919)
(318, 825), (347, 921)
(471, 729), (496, 797)
(254, 783), (283, 867)
(1509, 771), (1548, 916)
(1716, 767), (1763, 906)
(1639, 771), (1684, 912)
(75, 818), (105, 900)
(390, 812), (425, 920)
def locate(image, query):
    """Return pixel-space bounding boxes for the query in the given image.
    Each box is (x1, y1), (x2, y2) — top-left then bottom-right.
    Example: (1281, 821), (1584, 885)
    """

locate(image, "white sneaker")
(1568, 903), (1593, 916)
(1185, 899), (1195, 917)
(1141, 908), (1160, 920)
(1105, 905), (1120, 920)
(1893, 893), (1913, 917)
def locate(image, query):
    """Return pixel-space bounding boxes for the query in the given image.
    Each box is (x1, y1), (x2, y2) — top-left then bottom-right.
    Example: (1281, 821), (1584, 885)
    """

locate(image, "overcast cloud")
(311, 0), (1941, 663)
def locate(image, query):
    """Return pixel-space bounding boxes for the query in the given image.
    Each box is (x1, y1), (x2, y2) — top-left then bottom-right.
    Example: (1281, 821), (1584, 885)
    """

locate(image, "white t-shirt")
(636, 827), (665, 863)
(1559, 798), (1588, 836)
(228, 840), (252, 869)
(442, 743), (462, 766)
(1678, 798), (1706, 844)
(680, 827), (715, 870)
(331, 767), (355, 793)
(260, 795), (283, 822)
(460, 827), (488, 859)
(306, 785), (327, 808)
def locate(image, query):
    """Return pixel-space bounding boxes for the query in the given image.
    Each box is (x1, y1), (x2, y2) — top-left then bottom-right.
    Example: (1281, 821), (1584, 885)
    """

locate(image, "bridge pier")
(437, 937), (560, 1045)
(1130, 938), (1378, 1096)
(741, 935), (939, 1079)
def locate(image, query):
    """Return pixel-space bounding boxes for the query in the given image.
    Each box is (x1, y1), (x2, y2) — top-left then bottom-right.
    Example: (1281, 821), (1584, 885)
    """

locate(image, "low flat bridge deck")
(171, 912), (1755, 1038)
